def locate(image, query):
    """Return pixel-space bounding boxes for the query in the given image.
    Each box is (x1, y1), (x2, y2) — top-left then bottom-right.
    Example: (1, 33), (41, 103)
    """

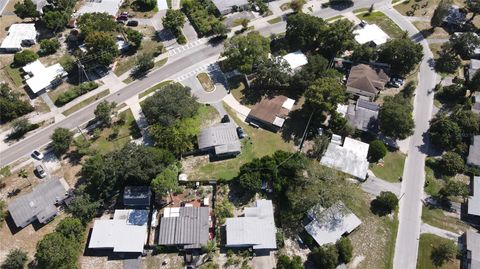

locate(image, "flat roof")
(320, 137), (369, 179)
(305, 202), (362, 246)
(211, 0), (249, 13)
(77, 0), (124, 16)
(0, 23), (37, 50)
(22, 60), (67, 93)
(346, 99), (379, 132)
(353, 24), (390, 46)
(89, 209), (149, 253)
(282, 51), (308, 70)
(469, 176), (480, 216)
(466, 231), (480, 269)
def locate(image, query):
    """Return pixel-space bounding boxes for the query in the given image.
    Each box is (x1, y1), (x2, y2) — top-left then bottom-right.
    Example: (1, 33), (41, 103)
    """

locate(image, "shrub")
(55, 82), (99, 106)
(177, 33), (187, 44)
(2, 248), (28, 269)
(368, 140), (387, 162)
(40, 39), (60, 55)
(371, 191), (398, 216)
(439, 151), (464, 176)
(13, 49), (38, 66)
(336, 237), (353, 263)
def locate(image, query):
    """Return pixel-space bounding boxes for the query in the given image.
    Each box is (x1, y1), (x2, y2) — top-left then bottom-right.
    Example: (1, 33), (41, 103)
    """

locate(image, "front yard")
(417, 234), (460, 269)
(421, 206), (470, 233)
(370, 151), (406, 182)
(357, 11), (405, 39)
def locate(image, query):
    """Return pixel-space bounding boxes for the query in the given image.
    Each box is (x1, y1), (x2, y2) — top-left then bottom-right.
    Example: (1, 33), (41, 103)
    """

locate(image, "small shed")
(123, 186), (152, 208)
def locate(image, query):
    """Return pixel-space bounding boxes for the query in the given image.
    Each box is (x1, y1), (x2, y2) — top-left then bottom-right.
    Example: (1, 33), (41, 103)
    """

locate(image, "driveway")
(361, 172), (401, 196)
(252, 250), (275, 269)
(181, 63), (228, 104)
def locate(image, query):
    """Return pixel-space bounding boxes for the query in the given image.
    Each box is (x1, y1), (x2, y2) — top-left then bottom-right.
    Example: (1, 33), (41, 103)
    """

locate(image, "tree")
(351, 43), (376, 63)
(435, 49), (461, 74)
(402, 81), (416, 98)
(468, 69), (480, 94)
(320, 19), (355, 58)
(310, 245), (339, 269)
(437, 83), (466, 101)
(372, 191), (398, 215)
(214, 199), (234, 225)
(51, 128), (73, 155)
(85, 31), (119, 66)
(42, 10), (68, 32)
(149, 120), (197, 156)
(378, 38), (423, 76)
(151, 166), (178, 198)
(252, 57), (292, 91)
(35, 232), (80, 269)
(66, 187), (101, 225)
(276, 255), (303, 269)
(368, 140), (387, 162)
(134, 52), (154, 75)
(14, 0), (38, 19)
(222, 32), (270, 74)
(286, 13), (327, 51)
(13, 49), (38, 66)
(430, 241), (458, 267)
(378, 95), (415, 139)
(94, 100), (116, 126)
(77, 12), (118, 39)
(2, 249), (28, 269)
(431, 0), (450, 28)
(440, 180), (469, 199)
(451, 110), (480, 135)
(55, 217), (84, 241)
(428, 118), (461, 151)
(465, 0), (480, 21)
(8, 118), (36, 140)
(162, 9), (185, 36)
(125, 28), (143, 49)
(336, 237), (353, 263)
(439, 152), (464, 176)
(39, 38), (60, 55)
(292, 54), (331, 92)
(290, 0), (306, 13)
(305, 77), (345, 113)
(449, 32), (480, 59)
(0, 83), (34, 123)
(141, 83), (199, 126)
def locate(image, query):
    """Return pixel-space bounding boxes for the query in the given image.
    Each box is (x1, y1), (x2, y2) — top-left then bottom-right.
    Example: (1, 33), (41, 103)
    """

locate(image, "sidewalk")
(420, 223), (461, 240)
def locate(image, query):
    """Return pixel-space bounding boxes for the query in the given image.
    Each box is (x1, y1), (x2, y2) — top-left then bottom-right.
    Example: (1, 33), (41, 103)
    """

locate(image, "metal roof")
(8, 179), (68, 228)
(123, 186), (151, 207)
(468, 136), (480, 167)
(468, 176), (480, 216)
(22, 60), (67, 94)
(0, 23), (36, 51)
(353, 24), (390, 46)
(198, 123), (241, 155)
(211, 0), (249, 14)
(157, 207), (209, 249)
(320, 137), (370, 179)
(346, 99), (379, 132)
(466, 231), (480, 269)
(282, 51), (308, 70)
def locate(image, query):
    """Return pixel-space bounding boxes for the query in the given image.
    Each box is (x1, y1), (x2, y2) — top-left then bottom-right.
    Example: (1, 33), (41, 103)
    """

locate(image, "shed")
(123, 186), (151, 207)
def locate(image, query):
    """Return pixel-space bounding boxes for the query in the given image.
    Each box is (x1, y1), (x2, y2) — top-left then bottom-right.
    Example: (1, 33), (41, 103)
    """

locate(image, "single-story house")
(225, 199), (277, 250)
(197, 123), (241, 157)
(247, 95), (295, 131)
(211, 0), (249, 15)
(123, 186), (151, 208)
(0, 23), (37, 52)
(464, 231), (480, 269)
(304, 202), (362, 246)
(282, 51), (308, 72)
(88, 209), (149, 253)
(157, 207), (210, 250)
(443, 5), (467, 27)
(77, 0), (124, 16)
(468, 176), (480, 217)
(469, 59), (480, 81)
(346, 64), (390, 101)
(353, 24), (390, 47)
(8, 179), (69, 228)
(346, 99), (380, 133)
(320, 135), (370, 180)
(467, 136), (480, 168)
(22, 60), (68, 94)
(472, 92), (480, 114)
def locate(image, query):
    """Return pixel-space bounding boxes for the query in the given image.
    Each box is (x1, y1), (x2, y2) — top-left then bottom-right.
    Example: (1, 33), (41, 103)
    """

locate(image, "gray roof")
(157, 207), (209, 249)
(466, 231), (480, 269)
(211, 0), (249, 13)
(8, 179), (68, 227)
(197, 123), (241, 155)
(468, 136), (480, 167)
(468, 176), (480, 216)
(123, 186), (151, 207)
(320, 137), (370, 179)
(226, 200), (277, 250)
(346, 99), (379, 132)
(443, 5), (467, 25)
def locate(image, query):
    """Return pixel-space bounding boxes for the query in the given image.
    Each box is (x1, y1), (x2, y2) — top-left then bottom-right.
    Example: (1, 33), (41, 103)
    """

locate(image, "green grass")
(425, 165), (443, 196)
(358, 11), (405, 38)
(326, 15), (343, 22)
(385, 211), (399, 269)
(114, 40), (164, 76)
(123, 77), (135, 84)
(138, 80), (176, 99)
(62, 89), (110, 116)
(4, 66), (23, 87)
(417, 234), (459, 269)
(154, 57), (168, 68)
(353, 7), (370, 14)
(369, 151), (406, 182)
(267, 17), (282, 24)
(422, 206), (469, 233)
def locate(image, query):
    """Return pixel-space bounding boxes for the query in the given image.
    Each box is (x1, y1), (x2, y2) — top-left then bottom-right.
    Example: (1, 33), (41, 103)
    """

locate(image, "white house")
(22, 60), (68, 94)
(0, 24), (37, 52)
(353, 24), (390, 47)
(282, 51), (308, 71)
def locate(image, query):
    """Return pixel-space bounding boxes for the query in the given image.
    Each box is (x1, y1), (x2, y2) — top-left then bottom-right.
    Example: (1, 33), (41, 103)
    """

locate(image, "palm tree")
(201, 240), (218, 262)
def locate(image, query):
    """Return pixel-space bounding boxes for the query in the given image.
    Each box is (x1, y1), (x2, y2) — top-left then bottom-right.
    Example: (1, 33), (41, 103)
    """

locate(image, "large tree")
(85, 31), (119, 66)
(55, 217), (84, 241)
(35, 232), (80, 269)
(285, 12), (327, 51)
(66, 186), (101, 225)
(125, 28), (143, 49)
(372, 191), (399, 215)
(378, 95), (415, 139)
(151, 166), (178, 199)
(449, 32), (480, 59)
(252, 57), (292, 91)
(439, 151), (464, 176)
(292, 54), (339, 93)
(14, 0), (38, 19)
(451, 110), (480, 135)
(320, 19), (355, 57)
(430, 241), (458, 267)
(149, 120), (197, 156)
(42, 10), (68, 32)
(428, 117), (461, 151)
(305, 77), (346, 113)
(310, 245), (339, 269)
(222, 32), (270, 74)
(94, 100), (116, 126)
(431, 0), (451, 28)
(50, 127), (73, 156)
(378, 38), (423, 76)
(162, 9), (185, 35)
(77, 12), (118, 39)
(0, 83), (34, 123)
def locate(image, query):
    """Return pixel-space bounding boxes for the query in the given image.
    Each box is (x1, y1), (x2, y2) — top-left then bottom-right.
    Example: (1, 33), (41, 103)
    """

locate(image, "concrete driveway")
(252, 250), (275, 269)
(181, 63), (228, 104)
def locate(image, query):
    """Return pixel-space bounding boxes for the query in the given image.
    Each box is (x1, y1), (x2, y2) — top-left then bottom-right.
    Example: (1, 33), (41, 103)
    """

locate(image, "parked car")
(35, 165), (47, 178)
(359, 20), (367, 27)
(127, 20), (139, 26)
(117, 15), (128, 21)
(221, 115), (230, 123)
(387, 81), (400, 88)
(392, 77), (404, 86)
(236, 127), (245, 138)
(31, 150), (44, 160)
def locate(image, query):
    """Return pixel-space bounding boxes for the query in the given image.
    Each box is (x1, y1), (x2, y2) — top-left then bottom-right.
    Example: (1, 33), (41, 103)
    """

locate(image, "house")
(467, 136), (480, 168)
(157, 207), (210, 250)
(443, 5), (467, 27)
(304, 202), (362, 246)
(77, 0), (124, 16)
(225, 199), (277, 250)
(197, 123), (241, 157)
(282, 51), (308, 71)
(247, 95), (295, 131)
(320, 135), (370, 180)
(464, 231), (480, 269)
(469, 59), (480, 81)
(22, 60), (68, 94)
(353, 24), (390, 47)
(472, 92), (480, 114)
(0, 23), (37, 52)
(8, 179), (68, 228)
(123, 186), (151, 208)
(211, 0), (249, 15)
(468, 176), (480, 217)
(88, 209), (149, 253)
(346, 99), (380, 133)
(346, 64), (390, 100)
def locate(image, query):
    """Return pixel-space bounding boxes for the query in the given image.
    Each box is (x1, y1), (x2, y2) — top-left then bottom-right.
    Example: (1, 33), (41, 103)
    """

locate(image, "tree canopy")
(85, 31), (119, 67)
(368, 140), (387, 162)
(222, 32), (271, 74)
(14, 0), (38, 19)
(276, 255), (303, 269)
(13, 49), (38, 66)
(94, 100), (116, 126)
(286, 13), (327, 51)
(2, 249), (28, 269)
(305, 77), (346, 113)
(378, 38), (423, 76)
(430, 240), (458, 267)
(0, 83), (34, 123)
(151, 166), (179, 198)
(378, 95), (415, 139)
(310, 245), (339, 269)
(428, 117), (462, 151)
(449, 32), (480, 59)
(35, 232), (80, 269)
(77, 12), (119, 39)
(431, 0), (451, 28)
(162, 9), (186, 35)
(252, 57), (292, 91)
(50, 127), (73, 156)
(371, 191), (398, 215)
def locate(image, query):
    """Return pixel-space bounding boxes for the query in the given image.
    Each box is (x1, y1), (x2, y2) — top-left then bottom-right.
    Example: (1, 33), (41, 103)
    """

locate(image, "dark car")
(127, 20), (139, 26)
(236, 127), (245, 138)
(221, 115), (230, 123)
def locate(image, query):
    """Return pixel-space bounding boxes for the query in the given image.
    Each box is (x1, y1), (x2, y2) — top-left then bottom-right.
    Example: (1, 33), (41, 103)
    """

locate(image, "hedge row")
(55, 82), (99, 107)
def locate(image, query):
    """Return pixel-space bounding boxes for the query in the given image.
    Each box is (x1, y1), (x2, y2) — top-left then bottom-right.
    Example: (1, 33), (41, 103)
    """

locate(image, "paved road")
(0, 0), (9, 14)
(381, 6), (437, 269)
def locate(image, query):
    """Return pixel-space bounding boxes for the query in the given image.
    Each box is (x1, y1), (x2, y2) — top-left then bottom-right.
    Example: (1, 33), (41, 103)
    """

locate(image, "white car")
(35, 165), (47, 178)
(31, 150), (44, 160)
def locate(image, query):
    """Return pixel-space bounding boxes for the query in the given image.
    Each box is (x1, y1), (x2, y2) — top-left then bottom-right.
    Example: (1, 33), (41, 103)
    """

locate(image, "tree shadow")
(370, 199), (391, 216)
(281, 109), (311, 145)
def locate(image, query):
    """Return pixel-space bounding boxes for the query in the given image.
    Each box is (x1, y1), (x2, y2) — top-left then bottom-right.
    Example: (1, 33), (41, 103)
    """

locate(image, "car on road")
(127, 20), (139, 27)
(31, 150), (44, 160)
(35, 165), (47, 178)
(236, 127), (245, 138)
(221, 115), (230, 123)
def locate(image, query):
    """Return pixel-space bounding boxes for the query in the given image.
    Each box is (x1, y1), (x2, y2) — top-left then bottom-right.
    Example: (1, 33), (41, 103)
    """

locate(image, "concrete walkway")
(361, 171), (402, 196)
(420, 223), (461, 240)
(222, 94), (251, 121)
(125, 97), (153, 146)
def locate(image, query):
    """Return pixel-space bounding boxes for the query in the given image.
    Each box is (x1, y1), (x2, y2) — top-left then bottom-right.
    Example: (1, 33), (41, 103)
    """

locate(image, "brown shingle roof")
(346, 64), (390, 94)
(248, 95), (290, 124)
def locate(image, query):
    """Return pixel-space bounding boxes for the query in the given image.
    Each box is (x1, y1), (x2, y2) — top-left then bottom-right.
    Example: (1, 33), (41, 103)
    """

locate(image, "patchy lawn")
(62, 89), (110, 116)
(358, 11), (405, 38)
(3, 65), (23, 87)
(114, 40), (164, 76)
(417, 234), (460, 269)
(422, 206), (470, 233)
(326, 15), (344, 22)
(196, 72), (214, 92)
(267, 17), (282, 24)
(412, 21), (450, 39)
(228, 76), (255, 108)
(425, 164), (443, 196)
(370, 151), (406, 183)
(394, 0), (440, 17)
(139, 80), (174, 99)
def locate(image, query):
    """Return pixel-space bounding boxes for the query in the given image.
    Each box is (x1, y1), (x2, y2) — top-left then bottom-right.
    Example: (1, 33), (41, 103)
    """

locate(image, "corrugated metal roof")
(198, 123), (240, 155)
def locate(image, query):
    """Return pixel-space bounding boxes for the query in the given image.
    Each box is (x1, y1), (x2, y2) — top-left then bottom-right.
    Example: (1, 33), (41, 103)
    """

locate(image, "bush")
(2, 248), (28, 269)
(40, 39), (60, 55)
(55, 82), (99, 106)
(368, 140), (387, 162)
(0, 83), (34, 123)
(429, 118), (462, 151)
(310, 245), (339, 269)
(439, 152), (464, 176)
(51, 128), (73, 156)
(13, 49), (38, 66)
(336, 237), (353, 263)
(177, 33), (187, 44)
(371, 191), (398, 216)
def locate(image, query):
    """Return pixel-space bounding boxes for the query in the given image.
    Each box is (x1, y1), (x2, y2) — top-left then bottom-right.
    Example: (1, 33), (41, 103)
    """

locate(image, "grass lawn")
(196, 72), (214, 92)
(4, 65), (23, 87)
(425, 165), (443, 196)
(62, 89), (110, 116)
(394, 0), (440, 17)
(123, 77), (134, 84)
(412, 21), (450, 39)
(358, 11), (405, 38)
(154, 57), (168, 68)
(267, 17), (282, 24)
(353, 7), (370, 14)
(139, 80), (176, 99)
(114, 40), (163, 76)
(417, 234), (459, 269)
(422, 206), (470, 233)
(192, 104), (295, 181)
(369, 151), (406, 182)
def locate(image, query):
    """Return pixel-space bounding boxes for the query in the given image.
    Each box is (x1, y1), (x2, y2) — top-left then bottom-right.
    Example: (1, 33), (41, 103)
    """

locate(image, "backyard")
(417, 234), (460, 269)
(357, 11), (405, 38)
(370, 151), (406, 182)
